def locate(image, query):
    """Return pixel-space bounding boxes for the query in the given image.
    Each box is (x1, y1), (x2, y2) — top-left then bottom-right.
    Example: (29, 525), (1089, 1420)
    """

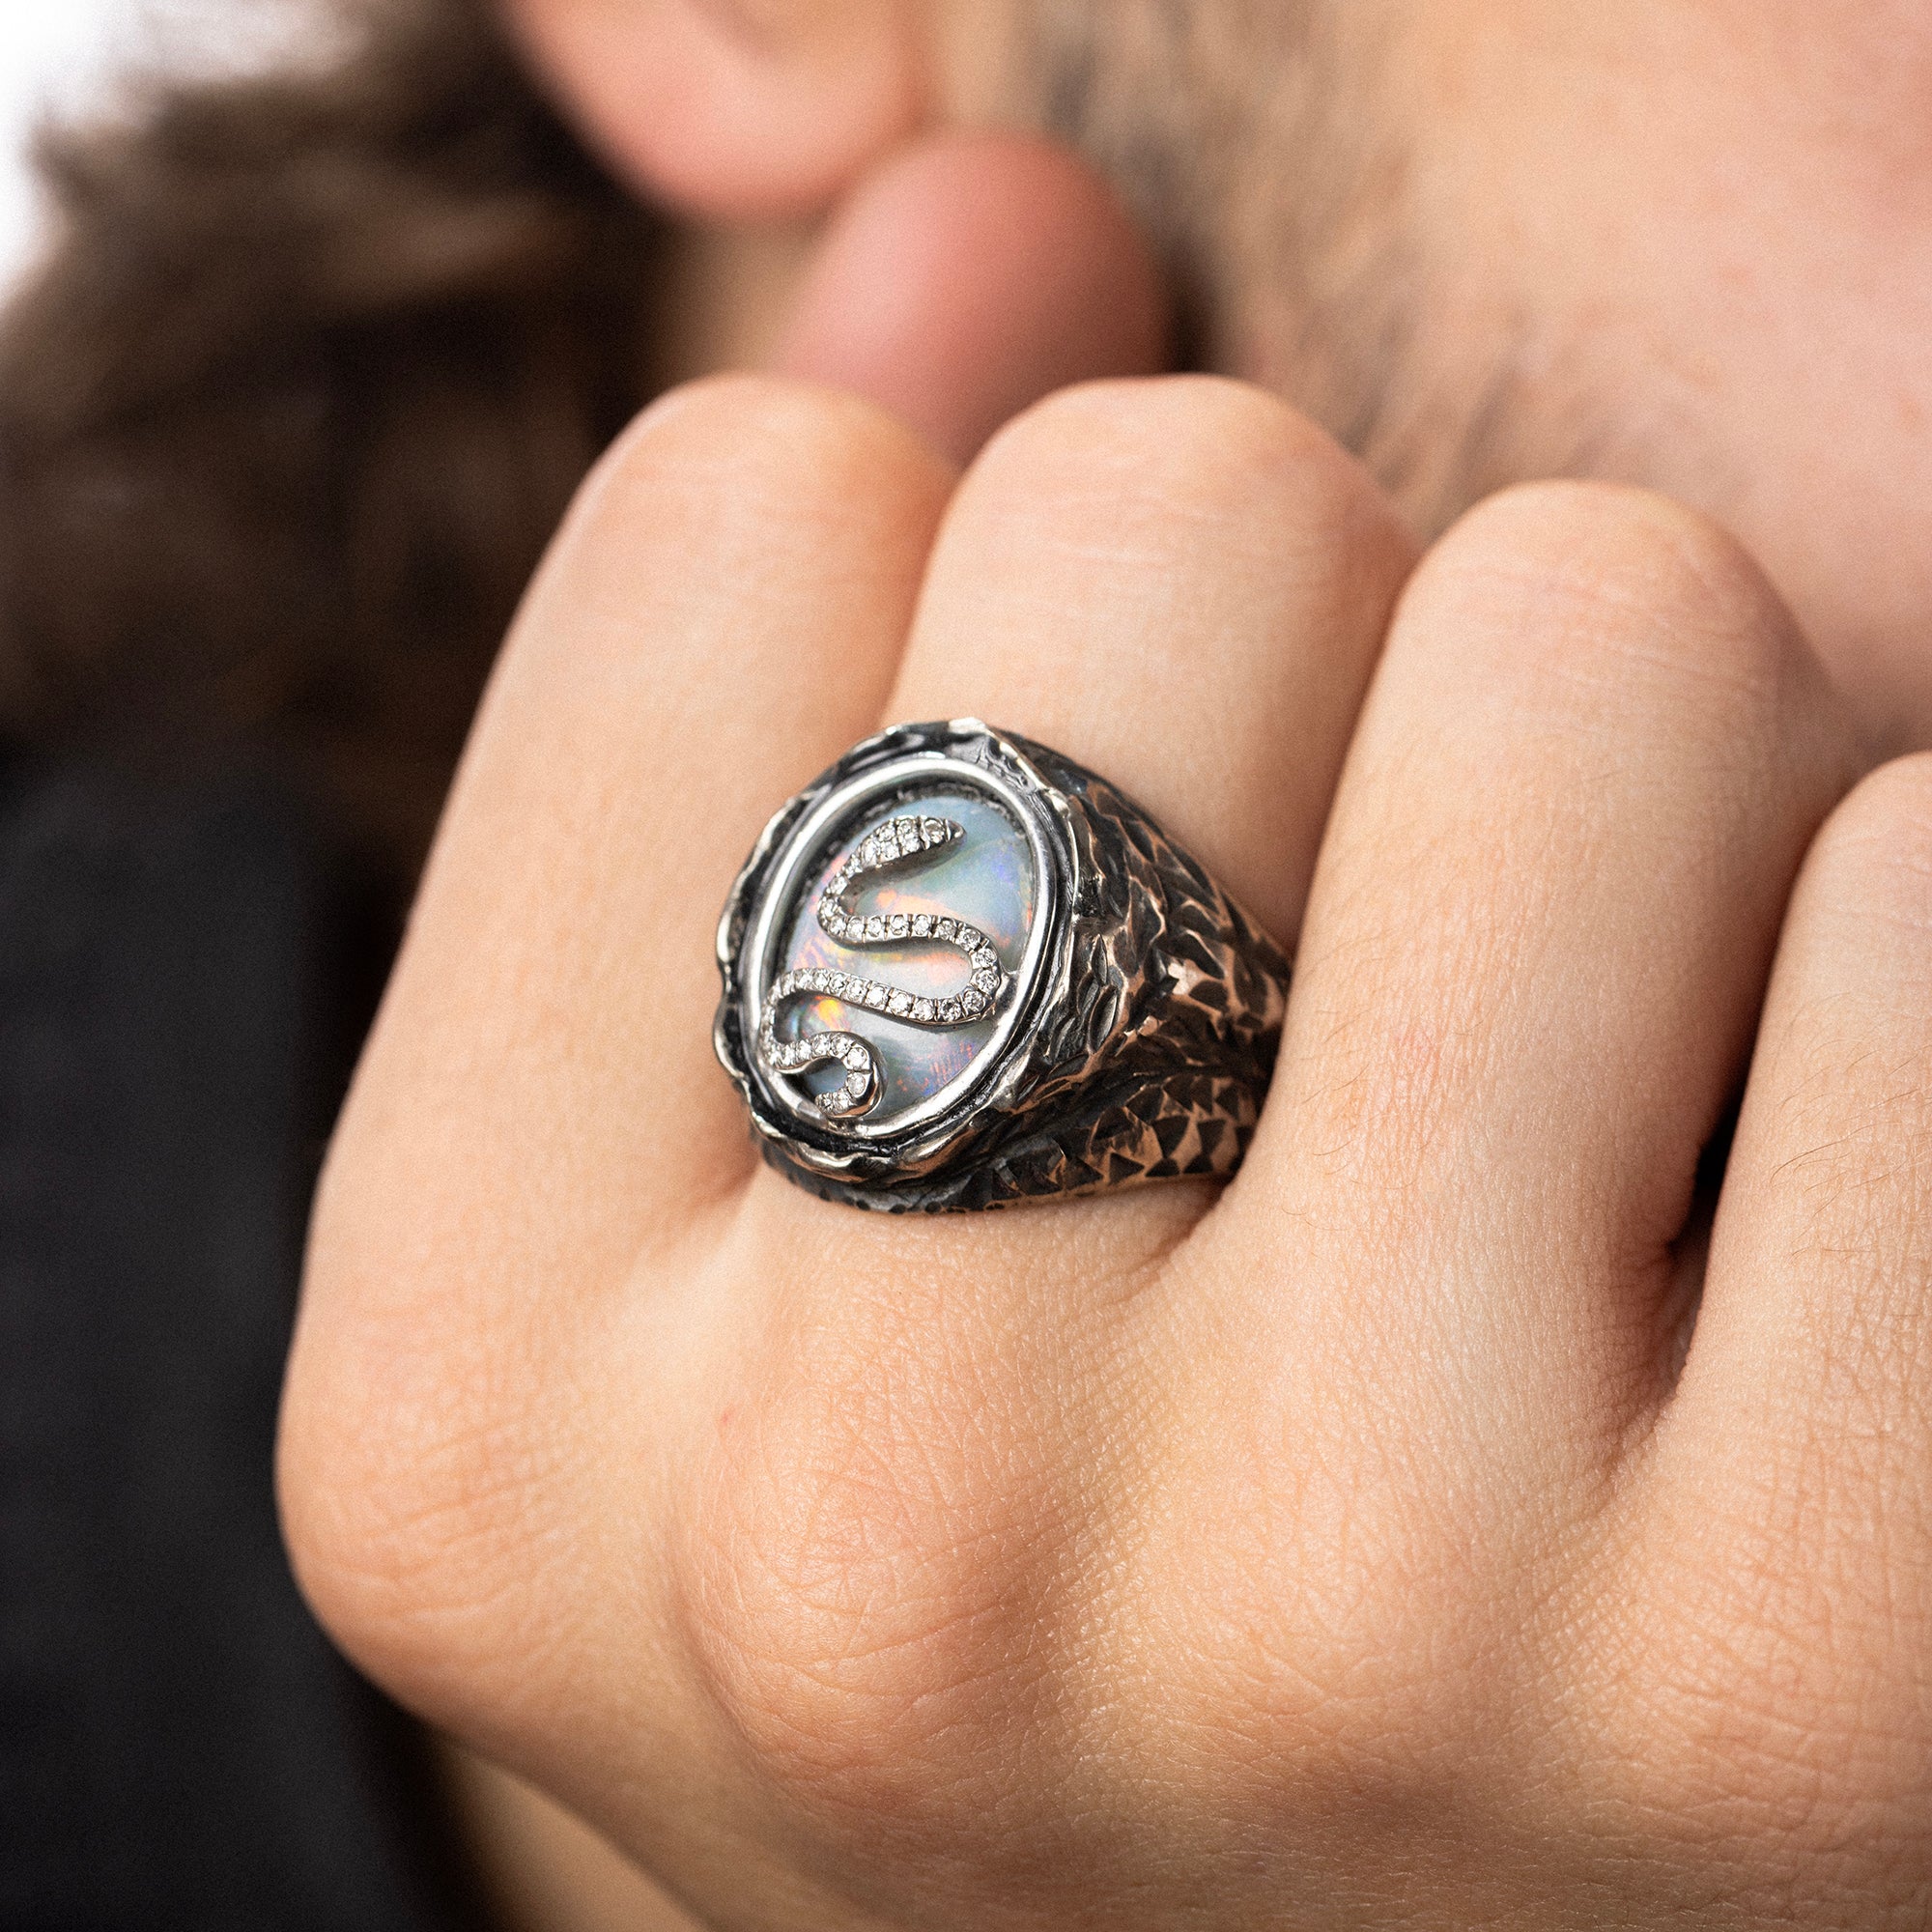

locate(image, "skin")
(279, 2), (1932, 1925)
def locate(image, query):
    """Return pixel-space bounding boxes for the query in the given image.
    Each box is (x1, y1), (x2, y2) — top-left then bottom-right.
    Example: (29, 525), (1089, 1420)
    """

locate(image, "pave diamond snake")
(759, 812), (1010, 1120)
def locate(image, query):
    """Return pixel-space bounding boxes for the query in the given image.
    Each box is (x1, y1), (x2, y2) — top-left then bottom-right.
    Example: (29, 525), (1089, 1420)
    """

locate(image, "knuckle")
(973, 374), (1397, 552)
(1404, 479), (1808, 730)
(278, 1158), (560, 1723)
(676, 1339), (1518, 1871)
(278, 1339), (548, 1720)
(676, 1273), (1089, 1843)
(572, 372), (948, 554)
(1593, 1541), (1932, 1860)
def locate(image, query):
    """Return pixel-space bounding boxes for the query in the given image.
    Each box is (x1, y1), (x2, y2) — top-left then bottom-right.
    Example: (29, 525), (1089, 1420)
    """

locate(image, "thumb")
(771, 130), (1171, 468)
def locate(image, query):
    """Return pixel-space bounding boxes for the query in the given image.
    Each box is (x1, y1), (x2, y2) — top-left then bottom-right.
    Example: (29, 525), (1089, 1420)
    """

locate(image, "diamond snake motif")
(758, 812), (1010, 1120)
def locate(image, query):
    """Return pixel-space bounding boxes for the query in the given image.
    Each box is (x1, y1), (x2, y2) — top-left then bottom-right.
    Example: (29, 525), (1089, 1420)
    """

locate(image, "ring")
(714, 720), (1291, 1211)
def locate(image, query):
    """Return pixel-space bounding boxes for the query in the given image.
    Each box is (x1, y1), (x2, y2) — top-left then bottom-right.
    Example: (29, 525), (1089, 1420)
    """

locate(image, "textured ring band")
(714, 719), (1291, 1211)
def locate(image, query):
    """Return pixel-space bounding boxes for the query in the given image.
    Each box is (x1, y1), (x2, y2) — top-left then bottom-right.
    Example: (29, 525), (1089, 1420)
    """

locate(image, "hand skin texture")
(278, 359), (1932, 1928)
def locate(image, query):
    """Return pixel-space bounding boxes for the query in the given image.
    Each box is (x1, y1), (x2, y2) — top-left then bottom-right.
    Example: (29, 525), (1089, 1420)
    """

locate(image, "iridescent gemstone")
(771, 783), (1037, 1128)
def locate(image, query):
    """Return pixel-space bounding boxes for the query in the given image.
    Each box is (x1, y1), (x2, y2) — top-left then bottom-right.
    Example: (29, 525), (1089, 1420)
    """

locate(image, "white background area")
(0, 0), (137, 287)
(0, 0), (326, 292)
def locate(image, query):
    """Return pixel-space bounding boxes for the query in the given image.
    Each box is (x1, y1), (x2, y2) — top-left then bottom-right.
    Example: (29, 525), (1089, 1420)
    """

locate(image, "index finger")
(316, 378), (952, 1308)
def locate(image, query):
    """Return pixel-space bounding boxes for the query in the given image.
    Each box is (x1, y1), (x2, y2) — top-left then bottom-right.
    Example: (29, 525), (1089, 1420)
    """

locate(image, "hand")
(280, 358), (1932, 1928)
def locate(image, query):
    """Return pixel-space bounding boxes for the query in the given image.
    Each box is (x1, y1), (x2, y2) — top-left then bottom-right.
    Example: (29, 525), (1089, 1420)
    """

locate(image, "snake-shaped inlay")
(760, 811), (1010, 1120)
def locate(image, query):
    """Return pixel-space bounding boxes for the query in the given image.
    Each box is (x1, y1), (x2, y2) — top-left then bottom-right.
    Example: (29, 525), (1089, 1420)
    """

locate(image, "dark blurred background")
(0, 4), (669, 1924)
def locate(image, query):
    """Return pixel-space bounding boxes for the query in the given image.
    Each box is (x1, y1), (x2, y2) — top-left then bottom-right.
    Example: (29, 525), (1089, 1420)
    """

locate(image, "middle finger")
(1209, 482), (1858, 1491)
(892, 375), (1414, 950)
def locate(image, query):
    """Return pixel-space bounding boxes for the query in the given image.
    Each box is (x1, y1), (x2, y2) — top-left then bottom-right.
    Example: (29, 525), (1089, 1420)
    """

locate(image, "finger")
(1213, 484), (1857, 1477)
(307, 378), (952, 1314)
(773, 132), (1169, 467)
(1653, 754), (1932, 1629)
(668, 380), (1414, 1850)
(892, 376), (1416, 951)
(724, 374), (1411, 1561)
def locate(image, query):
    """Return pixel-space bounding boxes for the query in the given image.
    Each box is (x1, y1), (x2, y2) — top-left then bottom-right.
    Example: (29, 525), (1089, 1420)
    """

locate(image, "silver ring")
(714, 720), (1291, 1211)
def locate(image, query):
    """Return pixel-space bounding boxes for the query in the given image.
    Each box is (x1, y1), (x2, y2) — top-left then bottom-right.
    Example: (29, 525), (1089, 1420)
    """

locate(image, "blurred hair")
(0, 0), (660, 871)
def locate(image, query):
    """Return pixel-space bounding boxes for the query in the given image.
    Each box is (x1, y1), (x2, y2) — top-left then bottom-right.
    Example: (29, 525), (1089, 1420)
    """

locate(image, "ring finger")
(732, 372), (1415, 1274)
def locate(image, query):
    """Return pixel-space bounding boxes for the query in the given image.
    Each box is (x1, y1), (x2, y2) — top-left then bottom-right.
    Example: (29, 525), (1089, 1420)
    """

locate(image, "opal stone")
(774, 784), (1037, 1127)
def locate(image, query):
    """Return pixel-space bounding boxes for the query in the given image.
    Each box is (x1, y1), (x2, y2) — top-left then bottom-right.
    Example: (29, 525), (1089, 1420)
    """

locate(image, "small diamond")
(865, 982), (886, 1008)
(922, 816), (946, 844)
(888, 990), (913, 1016)
(910, 913), (932, 937)
(961, 987), (985, 1016)
(843, 1043), (867, 1068)
(956, 926), (981, 952)
(972, 946), (997, 970)
(888, 913), (909, 938)
(936, 918), (956, 940)
(866, 916), (886, 941)
(912, 999), (934, 1022)
(974, 967), (1000, 993)
(846, 1071), (867, 1097)
(821, 911), (843, 936)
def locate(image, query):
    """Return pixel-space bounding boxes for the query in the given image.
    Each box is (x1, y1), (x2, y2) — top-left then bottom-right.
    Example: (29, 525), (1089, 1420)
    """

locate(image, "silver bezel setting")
(717, 721), (1079, 1191)
(739, 750), (1061, 1143)
(715, 718), (1293, 1211)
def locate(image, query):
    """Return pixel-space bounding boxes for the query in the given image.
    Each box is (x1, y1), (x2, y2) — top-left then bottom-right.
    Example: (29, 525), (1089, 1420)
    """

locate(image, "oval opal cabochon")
(771, 784), (1037, 1128)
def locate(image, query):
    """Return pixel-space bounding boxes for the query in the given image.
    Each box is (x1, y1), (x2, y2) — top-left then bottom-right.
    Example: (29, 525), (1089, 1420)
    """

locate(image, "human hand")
(278, 346), (1932, 1927)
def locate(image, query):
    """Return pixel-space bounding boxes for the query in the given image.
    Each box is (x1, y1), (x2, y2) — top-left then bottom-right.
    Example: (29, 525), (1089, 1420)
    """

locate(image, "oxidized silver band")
(714, 720), (1290, 1211)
